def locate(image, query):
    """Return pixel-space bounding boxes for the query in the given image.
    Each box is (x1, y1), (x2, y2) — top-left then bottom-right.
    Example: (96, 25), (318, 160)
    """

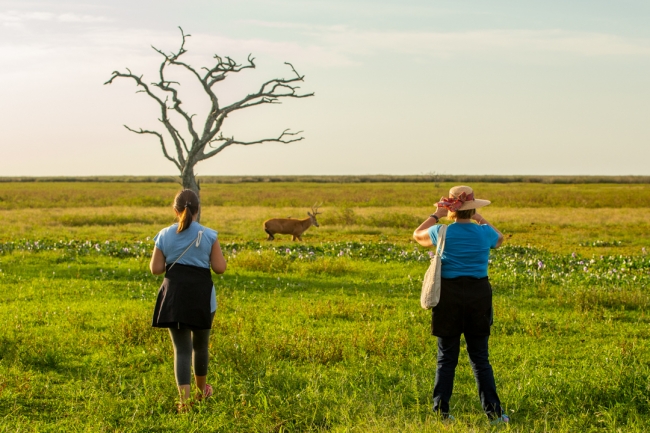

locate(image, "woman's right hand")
(472, 213), (504, 247)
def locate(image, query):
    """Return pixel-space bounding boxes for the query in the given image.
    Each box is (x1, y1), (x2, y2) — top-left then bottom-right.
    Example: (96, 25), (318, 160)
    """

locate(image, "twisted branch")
(202, 129), (304, 160)
(123, 126), (181, 170)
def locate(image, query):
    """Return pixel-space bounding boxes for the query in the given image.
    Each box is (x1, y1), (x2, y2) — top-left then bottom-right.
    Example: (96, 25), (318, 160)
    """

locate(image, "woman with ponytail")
(149, 189), (227, 412)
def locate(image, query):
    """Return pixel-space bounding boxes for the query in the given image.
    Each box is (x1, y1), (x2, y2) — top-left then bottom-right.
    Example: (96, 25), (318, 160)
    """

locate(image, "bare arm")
(413, 206), (449, 247)
(472, 213), (504, 248)
(150, 247), (167, 275)
(210, 240), (227, 274)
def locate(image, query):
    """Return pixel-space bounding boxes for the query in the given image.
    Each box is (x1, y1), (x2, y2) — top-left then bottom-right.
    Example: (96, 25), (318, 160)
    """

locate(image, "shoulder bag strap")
(167, 229), (204, 271)
(436, 225), (448, 256)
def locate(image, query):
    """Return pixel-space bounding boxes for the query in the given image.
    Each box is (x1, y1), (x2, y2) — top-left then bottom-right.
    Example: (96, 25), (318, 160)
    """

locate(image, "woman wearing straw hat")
(413, 185), (509, 425)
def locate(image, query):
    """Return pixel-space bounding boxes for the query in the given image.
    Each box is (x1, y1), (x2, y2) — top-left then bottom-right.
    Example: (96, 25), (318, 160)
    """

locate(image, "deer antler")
(311, 202), (323, 215)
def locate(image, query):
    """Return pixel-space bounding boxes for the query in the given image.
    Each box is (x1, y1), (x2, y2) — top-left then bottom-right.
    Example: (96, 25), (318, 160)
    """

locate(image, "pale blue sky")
(1, 0), (649, 176)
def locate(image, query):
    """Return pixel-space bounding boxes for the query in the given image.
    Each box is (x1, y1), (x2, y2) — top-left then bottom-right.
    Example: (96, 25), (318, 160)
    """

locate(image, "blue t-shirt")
(154, 221), (218, 312)
(427, 222), (499, 279)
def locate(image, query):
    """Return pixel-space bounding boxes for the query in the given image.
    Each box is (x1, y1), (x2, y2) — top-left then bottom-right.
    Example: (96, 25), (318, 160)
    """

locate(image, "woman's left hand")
(150, 247), (167, 275)
(434, 199), (449, 218)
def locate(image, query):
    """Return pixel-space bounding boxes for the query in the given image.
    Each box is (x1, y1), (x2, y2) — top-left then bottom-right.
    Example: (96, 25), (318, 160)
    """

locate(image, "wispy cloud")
(243, 20), (650, 59)
(345, 29), (650, 57)
(0, 10), (111, 27)
(57, 13), (111, 23)
(239, 19), (347, 33)
(4, 13), (649, 75)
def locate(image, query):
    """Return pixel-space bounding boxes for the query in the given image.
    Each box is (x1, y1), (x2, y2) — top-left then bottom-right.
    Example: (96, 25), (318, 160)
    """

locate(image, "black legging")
(168, 327), (211, 386)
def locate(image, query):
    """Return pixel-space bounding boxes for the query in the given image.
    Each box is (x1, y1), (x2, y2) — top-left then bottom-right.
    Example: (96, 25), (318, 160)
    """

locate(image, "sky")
(1, 0), (649, 176)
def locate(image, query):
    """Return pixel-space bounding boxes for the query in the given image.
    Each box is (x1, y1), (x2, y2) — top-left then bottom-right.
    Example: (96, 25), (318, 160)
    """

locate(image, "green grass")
(1, 181), (650, 209)
(1, 182), (649, 432)
(1, 245), (649, 431)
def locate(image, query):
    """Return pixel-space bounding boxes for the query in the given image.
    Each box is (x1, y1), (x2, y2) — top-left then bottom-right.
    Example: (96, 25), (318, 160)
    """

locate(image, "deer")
(263, 204), (322, 241)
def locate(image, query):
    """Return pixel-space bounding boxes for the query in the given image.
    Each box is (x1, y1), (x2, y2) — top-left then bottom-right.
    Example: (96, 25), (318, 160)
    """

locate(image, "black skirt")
(152, 263), (214, 330)
(431, 276), (493, 337)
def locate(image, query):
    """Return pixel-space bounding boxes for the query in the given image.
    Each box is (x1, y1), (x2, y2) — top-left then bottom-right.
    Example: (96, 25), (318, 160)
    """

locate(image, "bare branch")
(204, 129), (304, 156)
(200, 129), (304, 160)
(284, 62), (304, 80)
(221, 63), (314, 116)
(123, 125), (181, 170)
(149, 31), (201, 147)
(150, 26), (191, 60)
(201, 53), (256, 88)
(173, 51), (255, 141)
(158, 118), (189, 155)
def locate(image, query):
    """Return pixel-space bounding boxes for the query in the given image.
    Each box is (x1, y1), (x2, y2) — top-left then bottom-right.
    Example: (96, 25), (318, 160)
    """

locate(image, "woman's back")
(429, 223), (499, 279)
(154, 221), (217, 268)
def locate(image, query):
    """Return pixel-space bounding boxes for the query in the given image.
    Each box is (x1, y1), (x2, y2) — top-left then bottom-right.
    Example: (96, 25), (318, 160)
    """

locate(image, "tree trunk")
(181, 164), (201, 222)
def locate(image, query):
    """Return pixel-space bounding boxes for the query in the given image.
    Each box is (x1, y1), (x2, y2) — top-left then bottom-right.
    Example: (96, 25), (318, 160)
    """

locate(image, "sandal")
(176, 401), (191, 413)
(196, 384), (213, 401)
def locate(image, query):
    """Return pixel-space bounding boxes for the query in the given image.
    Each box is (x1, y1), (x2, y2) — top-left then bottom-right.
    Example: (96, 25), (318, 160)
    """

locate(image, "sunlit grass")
(2, 181), (650, 209)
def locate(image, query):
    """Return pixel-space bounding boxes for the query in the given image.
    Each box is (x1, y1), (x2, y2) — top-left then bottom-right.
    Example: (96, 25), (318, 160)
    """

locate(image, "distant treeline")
(1, 175), (649, 184)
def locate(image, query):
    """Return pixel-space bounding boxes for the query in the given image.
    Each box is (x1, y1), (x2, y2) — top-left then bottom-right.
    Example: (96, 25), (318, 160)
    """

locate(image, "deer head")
(307, 202), (322, 227)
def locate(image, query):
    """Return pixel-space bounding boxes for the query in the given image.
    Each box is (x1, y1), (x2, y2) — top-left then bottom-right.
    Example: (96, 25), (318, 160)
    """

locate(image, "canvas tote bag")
(420, 224), (448, 309)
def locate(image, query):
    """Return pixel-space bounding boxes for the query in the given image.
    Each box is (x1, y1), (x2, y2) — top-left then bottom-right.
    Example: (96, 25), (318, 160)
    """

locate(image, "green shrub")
(300, 257), (358, 276)
(58, 213), (170, 227)
(364, 212), (421, 228)
(322, 207), (358, 225)
(230, 250), (293, 273)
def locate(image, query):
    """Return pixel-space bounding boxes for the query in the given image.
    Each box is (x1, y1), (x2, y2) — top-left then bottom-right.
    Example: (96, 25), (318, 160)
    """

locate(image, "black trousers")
(432, 334), (503, 419)
(431, 277), (502, 419)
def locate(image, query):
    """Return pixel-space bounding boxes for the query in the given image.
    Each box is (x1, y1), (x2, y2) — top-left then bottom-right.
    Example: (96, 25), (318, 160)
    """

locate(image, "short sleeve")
(427, 224), (442, 246)
(154, 229), (165, 250)
(482, 225), (500, 248)
(204, 228), (218, 245)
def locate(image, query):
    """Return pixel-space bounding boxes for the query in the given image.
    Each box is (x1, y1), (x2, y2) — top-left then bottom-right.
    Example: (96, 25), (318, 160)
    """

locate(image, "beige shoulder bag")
(420, 224), (448, 309)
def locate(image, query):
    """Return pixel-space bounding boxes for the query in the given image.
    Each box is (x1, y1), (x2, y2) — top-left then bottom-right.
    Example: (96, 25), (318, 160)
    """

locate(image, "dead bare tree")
(104, 27), (314, 200)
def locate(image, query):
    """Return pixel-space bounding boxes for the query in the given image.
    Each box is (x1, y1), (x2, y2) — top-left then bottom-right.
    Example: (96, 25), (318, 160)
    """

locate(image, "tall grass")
(2, 205), (648, 256)
(2, 181), (650, 209)
(322, 207), (422, 228)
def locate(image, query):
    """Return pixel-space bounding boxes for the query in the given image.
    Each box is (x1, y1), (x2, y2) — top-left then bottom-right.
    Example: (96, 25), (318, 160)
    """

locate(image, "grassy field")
(1, 182), (649, 432)
(2, 181), (650, 209)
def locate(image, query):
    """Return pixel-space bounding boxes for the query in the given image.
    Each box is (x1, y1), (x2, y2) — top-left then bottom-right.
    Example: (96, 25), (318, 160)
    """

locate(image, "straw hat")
(439, 185), (491, 211)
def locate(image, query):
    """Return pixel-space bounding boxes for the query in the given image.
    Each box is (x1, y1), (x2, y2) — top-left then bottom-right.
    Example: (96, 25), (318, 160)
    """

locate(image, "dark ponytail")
(173, 189), (200, 233)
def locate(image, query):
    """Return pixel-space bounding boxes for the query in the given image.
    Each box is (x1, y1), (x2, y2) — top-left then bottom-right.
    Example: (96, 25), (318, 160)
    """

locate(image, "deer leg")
(264, 229), (274, 241)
